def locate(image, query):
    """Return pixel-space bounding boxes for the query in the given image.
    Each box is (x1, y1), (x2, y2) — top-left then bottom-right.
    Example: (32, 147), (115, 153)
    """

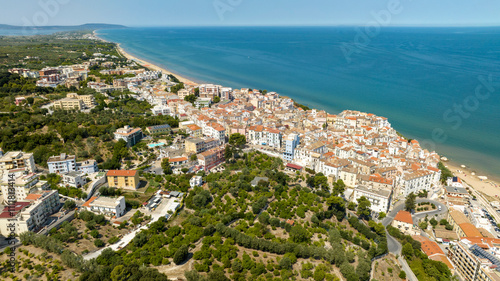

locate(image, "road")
(382, 198), (447, 227)
(382, 198), (448, 281)
(83, 197), (176, 260)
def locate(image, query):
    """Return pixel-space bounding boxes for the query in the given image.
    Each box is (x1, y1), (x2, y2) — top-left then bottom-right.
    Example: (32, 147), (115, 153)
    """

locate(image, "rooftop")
(106, 170), (137, 177)
(394, 210), (413, 225)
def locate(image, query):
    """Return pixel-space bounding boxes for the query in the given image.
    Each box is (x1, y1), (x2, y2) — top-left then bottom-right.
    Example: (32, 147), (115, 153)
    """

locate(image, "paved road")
(382, 198), (447, 227)
(382, 198), (447, 281)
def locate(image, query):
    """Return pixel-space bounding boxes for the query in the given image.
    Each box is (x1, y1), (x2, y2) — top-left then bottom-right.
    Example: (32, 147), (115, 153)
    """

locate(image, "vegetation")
(438, 162), (453, 184)
(387, 225), (451, 280)
(404, 192), (417, 212)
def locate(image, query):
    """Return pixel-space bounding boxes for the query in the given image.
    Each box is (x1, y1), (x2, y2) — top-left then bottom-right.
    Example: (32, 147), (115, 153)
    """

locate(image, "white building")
(0, 151), (36, 176)
(76, 159), (99, 174)
(114, 125), (143, 147)
(83, 196), (126, 218)
(47, 153), (76, 174)
(151, 105), (172, 116)
(190, 176), (203, 188)
(62, 171), (86, 188)
(0, 172), (49, 202)
(0, 190), (60, 235)
(400, 170), (433, 197)
(266, 128), (282, 149)
(352, 186), (392, 213)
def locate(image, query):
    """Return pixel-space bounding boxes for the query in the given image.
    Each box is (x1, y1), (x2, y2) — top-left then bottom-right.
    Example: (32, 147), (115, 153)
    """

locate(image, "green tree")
(224, 145), (233, 161)
(229, 133), (246, 148)
(213, 96), (220, 103)
(402, 242), (414, 259)
(290, 225), (311, 243)
(399, 270), (406, 279)
(405, 192), (417, 212)
(356, 196), (371, 219)
(430, 218), (438, 228)
(94, 239), (105, 247)
(332, 179), (346, 196)
(173, 245), (189, 265)
(378, 212), (386, 219)
(184, 94), (197, 104)
(170, 82), (184, 94)
(63, 200), (76, 210)
(161, 158), (172, 175)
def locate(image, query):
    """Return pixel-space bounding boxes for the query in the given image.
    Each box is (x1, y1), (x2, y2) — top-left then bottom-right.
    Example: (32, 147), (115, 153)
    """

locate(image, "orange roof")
(462, 237), (500, 248)
(421, 240), (445, 256)
(25, 194), (42, 201)
(107, 170), (137, 177)
(394, 210), (413, 225)
(186, 124), (201, 131)
(83, 196), (98, 208)
(459, 223), (483, 238)
(430, 255), (454, 269)
(169, 157), (188, 163)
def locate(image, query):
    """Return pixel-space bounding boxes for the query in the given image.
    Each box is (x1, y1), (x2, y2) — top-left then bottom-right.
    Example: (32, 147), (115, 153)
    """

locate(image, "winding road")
(381, 198), (448, 281)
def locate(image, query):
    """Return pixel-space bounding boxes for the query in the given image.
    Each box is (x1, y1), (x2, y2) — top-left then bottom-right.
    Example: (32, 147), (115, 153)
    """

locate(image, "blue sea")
(70, 27), (500, 178)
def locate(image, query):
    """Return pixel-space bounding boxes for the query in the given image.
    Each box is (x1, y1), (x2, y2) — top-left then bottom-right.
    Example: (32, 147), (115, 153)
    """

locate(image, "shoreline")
(93, 30), (198, 87)
(92, 30), (500, 200)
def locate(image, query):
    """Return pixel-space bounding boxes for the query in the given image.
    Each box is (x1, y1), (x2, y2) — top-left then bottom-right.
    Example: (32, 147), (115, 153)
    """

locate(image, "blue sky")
(1, 0), (499, 27)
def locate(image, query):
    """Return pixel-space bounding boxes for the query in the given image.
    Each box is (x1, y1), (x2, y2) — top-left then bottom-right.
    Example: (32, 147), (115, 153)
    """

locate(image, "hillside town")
(3, 44), (500, 281)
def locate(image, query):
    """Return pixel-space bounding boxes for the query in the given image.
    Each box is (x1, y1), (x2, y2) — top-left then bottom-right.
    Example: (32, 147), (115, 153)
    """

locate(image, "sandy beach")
(444, 160), (500, 200)
(93, 31), (198, 87)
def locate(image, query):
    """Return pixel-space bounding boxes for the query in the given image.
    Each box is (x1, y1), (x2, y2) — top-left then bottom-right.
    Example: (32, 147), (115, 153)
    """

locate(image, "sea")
(3, 26), (500, 179)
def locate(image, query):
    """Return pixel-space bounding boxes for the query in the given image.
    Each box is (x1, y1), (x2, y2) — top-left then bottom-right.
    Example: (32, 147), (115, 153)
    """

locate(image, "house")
(106, 170), (140, 190)
(62, 171), (85, 188)
(169, 157), (188, 167)
(114, 125), (143, 147)
(392, 210), (414, 234)
(83, 196), (126, 217)
(190, 176), (203, 188)
(47, 153), (76, 174)
(412, 235), (454, 269)
(285, 163), (303, 173)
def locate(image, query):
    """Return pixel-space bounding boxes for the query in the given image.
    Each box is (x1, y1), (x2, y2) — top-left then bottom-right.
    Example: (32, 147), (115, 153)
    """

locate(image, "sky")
(0, 0), (499, 27)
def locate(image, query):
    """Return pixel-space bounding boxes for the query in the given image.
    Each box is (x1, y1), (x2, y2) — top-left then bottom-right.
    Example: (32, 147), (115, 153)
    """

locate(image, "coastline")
(92, 30), (500, 201)
(93, 30), (198, 87)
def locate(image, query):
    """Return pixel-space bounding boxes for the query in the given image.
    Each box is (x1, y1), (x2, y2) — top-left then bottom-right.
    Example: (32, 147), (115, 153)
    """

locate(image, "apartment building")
(197, 147), (224, 171)
(352, 185), (392, 213)
(400, 170), (433, 197)
(283, 133), (300, 161)
(449, 239), (500, 281)
(0, 190), (60, 235)
(83, 196), (126, 218)
(0, 172), (49, 201)
(47, 153), (76, 174)
(106, 170), (140, 190)
(0, 151), (36, 175)
(66, 93), (95, 107)
(190, 176), (203, 188)
(114, 125), (143, 147)
(53, 97), (85, 110)
(185, 124), (203, 138)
